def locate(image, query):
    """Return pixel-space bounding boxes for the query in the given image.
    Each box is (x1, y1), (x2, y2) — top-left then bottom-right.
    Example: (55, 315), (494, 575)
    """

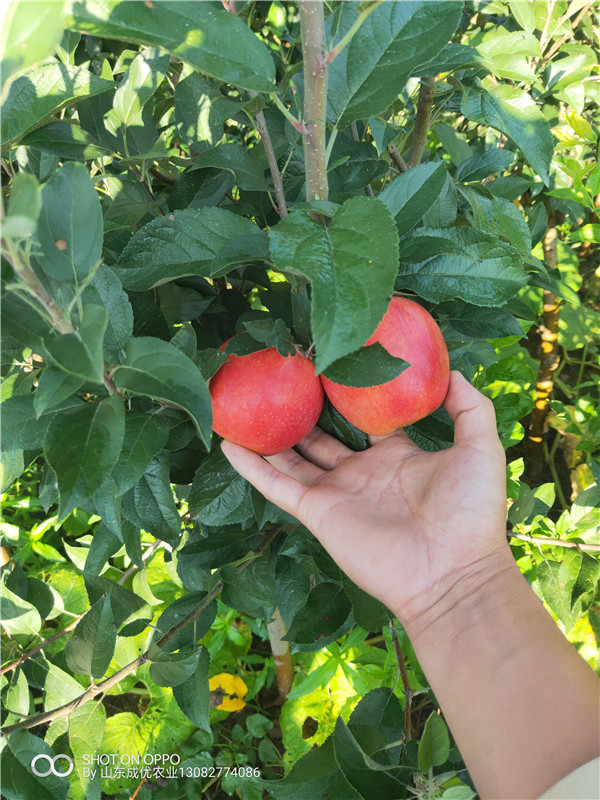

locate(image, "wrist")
(399, 543), (522, 651)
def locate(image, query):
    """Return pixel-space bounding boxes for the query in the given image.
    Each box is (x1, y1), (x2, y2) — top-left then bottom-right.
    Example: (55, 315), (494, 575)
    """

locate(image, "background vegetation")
(1, 1), (599, 799)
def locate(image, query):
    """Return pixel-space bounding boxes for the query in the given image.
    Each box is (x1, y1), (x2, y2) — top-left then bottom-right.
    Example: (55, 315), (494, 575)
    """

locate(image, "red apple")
(320, 297), (450, 435)
(210, 342), (324, 456)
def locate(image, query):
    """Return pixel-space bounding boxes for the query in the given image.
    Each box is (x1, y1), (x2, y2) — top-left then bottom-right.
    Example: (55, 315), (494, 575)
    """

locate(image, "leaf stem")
(325, 1), (384, 65)
(269, 93), (306, 133)
(299, 0), (329, 202)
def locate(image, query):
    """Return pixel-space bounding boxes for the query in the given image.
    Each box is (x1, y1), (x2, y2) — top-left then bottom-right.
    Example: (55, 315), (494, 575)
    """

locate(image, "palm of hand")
(221, 372), (508, 626)
(291, 431), (507, 622)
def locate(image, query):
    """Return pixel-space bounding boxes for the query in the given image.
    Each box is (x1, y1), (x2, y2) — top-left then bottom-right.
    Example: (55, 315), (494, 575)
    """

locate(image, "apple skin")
(320, 297), (450, 436)
(210, 344), (324, 456)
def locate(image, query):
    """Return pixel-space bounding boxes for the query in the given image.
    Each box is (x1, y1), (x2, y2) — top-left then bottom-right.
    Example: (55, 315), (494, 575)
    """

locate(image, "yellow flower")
(208, 673), (248, 712)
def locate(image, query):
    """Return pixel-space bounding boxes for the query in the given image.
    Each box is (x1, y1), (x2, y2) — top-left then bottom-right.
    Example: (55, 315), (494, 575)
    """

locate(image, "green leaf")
(150, 591), (217, 653)
(341, 574), (392, 631)
(243, 318), (296, 357)
(537, 552), (582, 632)
(44, 304), (108, 384)
(45, 395), (125, 520)
(437, 302), (524, 340)
(175, 70), (240, 147)
(397, 227), (528, 306)
(1, 730), (69, 800)
(509, 0), (536, 32)
(196, 347), (229, 381)
(418, 711), (450, 773)
(461, 85), (554, 185)
(34, 368), (84, 417)
(82, 264), (134, 363)
(108, 46), (169, 130)
(318, 402), (368, 451)
(173, 647), (211, 730)
(67, 0), (275, 92)
(1, 1), (66, 87)
(454, 148), (514, 183)
(1, 394), (83, 451)
(115, 207), (259, 290)
(0, 576), (42, 636)
(284, 583), (351, 645)
(180, 527), (264, 570)
(327, 1), (463, 127)
(1, 62), (114, 149)
(3, 667), (30, 717)
(322, 342), (409, 388)
(334, 716), (412, 799)
(157, 283), (214, 325)
(65, 594), (116, 678)
(379, 161), (448, 237)
(263, 735), (362, 800)
(127, 453), (181, 543)
(20, 120), (110, 160)
(33, 161), (103, 283)
(112, 336), (212, 447)
(477, 31), (541, 82)
(5, 173), (42, 237)
(210, 230), (270, 279)
(571, 552), (600, 609)
(111, 411), (170, 497)
(458, 186), (532, 255)
(347, 688), (404, 763)
(191, 143), (268, 191)
(269, 197), (399, 373)
(149, 647), (200, 687)
(190, 448), (254, 526)
(1, 449), (24, 493)
(221, 560), (276, 621)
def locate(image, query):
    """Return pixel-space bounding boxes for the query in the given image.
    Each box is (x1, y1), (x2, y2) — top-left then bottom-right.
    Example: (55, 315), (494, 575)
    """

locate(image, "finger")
(266, 447), (326, 486)
(444, 371), (500, 446)
(295, 426), (352, 470)
(221, 440), (308, 517)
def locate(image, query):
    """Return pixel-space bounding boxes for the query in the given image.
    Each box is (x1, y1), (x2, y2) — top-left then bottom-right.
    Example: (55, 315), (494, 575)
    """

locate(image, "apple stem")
(299, 0), (329, 204)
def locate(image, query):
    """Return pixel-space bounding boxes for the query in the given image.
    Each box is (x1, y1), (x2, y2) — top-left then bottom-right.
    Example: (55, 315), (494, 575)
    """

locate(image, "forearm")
(402, 546), (600, 800)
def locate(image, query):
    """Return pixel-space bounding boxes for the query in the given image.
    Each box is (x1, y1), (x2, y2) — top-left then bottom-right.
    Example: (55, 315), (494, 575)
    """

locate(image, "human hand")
(221, 371), (513, 629)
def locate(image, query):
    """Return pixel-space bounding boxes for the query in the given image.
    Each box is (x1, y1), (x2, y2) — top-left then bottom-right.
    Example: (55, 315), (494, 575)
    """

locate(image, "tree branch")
(387, 143), (408, 173)
(254, 103), (288, 217)
(407, 76), (436, 169)
(299, 0), (328, 202)
(541, 2), (594, 64)
(267, 607), (294, 701)
(508, 531), (600, 553)
(1, 529), (282, 735)
(1, 541), (162, 677)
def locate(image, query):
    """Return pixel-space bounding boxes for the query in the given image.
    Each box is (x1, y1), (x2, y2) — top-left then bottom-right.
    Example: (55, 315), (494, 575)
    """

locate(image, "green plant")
(1, 2), (599, 799)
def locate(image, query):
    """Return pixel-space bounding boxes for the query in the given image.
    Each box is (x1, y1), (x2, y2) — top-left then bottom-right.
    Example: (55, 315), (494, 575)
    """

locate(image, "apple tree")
(1, 2), (599, 799)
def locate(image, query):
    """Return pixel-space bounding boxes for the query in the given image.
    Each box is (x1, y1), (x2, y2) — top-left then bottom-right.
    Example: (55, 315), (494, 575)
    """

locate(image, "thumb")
(444, 371), (501, 447)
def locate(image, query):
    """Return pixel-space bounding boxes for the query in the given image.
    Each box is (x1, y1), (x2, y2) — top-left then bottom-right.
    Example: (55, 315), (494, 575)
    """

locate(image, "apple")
(320, 297), (450, 436)
(210, 341), (324, 456)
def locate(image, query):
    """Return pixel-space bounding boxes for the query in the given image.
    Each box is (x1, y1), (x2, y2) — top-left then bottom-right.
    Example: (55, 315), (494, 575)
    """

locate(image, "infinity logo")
(31, 754), (74, 777)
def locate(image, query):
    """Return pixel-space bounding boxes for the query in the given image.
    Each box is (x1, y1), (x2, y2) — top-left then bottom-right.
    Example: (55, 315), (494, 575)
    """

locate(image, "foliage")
(1, 2), (599, 799)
